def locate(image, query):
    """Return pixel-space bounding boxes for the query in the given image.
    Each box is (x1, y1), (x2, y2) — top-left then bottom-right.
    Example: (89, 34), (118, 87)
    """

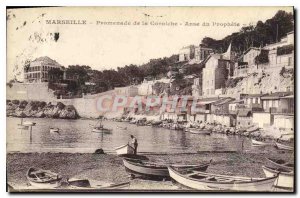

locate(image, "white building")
(24, 56), (63, 83)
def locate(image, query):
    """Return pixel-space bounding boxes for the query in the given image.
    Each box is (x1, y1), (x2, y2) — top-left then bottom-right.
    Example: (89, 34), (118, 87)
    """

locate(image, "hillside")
(225, 68), (294, 96)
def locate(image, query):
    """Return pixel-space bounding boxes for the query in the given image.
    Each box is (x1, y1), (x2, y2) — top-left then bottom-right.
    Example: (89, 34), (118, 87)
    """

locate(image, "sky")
(7, 6), (293, 81)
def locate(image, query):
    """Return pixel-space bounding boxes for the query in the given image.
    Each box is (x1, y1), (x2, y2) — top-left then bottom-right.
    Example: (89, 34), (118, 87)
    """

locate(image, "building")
(24, 56), (63, 83)
(192, 76), (202, 97)
(178, 45), (195, 62)
(261, 92), (293, 114)
(114, 86), (139, 97)
(194, 45), (214, 62)
(242, 47), (261, 66)
(241, 94), (266, 111)
(202, 54), (234, 97)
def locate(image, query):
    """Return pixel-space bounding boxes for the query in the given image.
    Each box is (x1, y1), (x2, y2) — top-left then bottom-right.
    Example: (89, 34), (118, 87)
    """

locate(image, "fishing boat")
(91, 118), (112, 133)
(266, 158), (294, 171)
(17, 125), (29, 130)
(168, 166), (278, 191)
(50, 128), (60, 134)
(92, 127), (112, 133)
(251, 139), (274, 146)
(262, 166), (294, 189)
(22, 121), (36, 126)
(26, 167), (62, 189)
(17, 118), (35, 129)
(115, 144), (135, 155)
(275, 142), (294, 151)
(123, 158), (211, 179)
(186, 128), (211, 135)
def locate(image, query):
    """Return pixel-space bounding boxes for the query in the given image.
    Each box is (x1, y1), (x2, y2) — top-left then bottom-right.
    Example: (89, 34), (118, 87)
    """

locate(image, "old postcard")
(6, 6), (295, 192)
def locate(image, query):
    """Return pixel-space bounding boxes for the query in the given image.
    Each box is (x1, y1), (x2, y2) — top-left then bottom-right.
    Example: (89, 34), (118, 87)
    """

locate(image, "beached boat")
(186, 128), (211, 135)
(266, 158), (294, 171)
(275, 142), (294, 151)
(123, 158), (211, 178)
(26, 167), (62, 189)
(251, 139), (274, 146)
(168, 166), (278, 191)
(262, 166), (294, 189)
(115, 144), (135, 155)
(246, 125), (259, 132)
(50, 128), (60, 134)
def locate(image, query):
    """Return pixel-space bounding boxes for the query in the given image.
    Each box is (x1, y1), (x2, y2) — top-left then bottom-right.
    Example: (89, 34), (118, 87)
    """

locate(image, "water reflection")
(6, 117), (273, 154)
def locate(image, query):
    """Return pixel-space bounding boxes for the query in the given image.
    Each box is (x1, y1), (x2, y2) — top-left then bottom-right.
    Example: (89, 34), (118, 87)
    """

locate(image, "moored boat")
(251, 139), (274, 146)
(186, 128), (211, 135)
(50, 128), (60, 134)
(92, 127), (112, 133)
(123, 158), (211, 179)
(262, 166), (294, 189)
(275, 142), (294, 151)
(115, 144), (135, 155)
(266, 158), (294, 171)
(168, 166), (278, 191)
(117, 126), (127, 130)
(26, 167), (62, 189)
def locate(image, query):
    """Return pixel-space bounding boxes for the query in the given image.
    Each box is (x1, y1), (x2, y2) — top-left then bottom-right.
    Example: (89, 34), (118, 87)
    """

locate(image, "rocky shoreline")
(110, 114), (294, 144)
(6, 100), (79, 119)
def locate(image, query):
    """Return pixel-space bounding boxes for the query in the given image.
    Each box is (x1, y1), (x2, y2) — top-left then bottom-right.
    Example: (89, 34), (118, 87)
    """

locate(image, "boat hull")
(275, 142), (294, 151)
(266, 158), (294, 171)
(187, 129), (211, 135)
(123, 159), (210, 179)
(251, 139), (274, 146)
(28, 180), (61, 189)
(26, 168), (62, 189)
(168, 167), (277, 191)
(262, 166), (294, 189)
(115, 144), (135, 155)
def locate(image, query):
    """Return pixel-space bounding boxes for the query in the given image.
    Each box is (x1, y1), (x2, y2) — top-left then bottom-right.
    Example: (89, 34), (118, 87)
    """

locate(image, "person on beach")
(130, 135), (138, 155)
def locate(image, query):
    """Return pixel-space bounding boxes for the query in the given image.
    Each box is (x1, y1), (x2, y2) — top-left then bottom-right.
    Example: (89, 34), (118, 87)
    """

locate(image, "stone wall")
(7, 83), (120, 118)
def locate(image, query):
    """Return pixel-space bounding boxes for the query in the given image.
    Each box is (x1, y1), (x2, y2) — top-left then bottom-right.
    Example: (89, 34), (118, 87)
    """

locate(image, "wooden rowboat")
(123, 158), (211, 179)
(115, 144), (135, 156)
(275, 142), (294, 151)
(251, 139), (274, 146)
(168, 166), (278, 191)
(262, 166), (294, 189)
(266, 158), (294, 171)
(186, 128), (211, 135)
(26, 167), (62, 189)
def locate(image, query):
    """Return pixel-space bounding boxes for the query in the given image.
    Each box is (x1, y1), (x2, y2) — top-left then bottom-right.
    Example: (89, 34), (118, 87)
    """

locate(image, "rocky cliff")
(6, 100), (79, 119)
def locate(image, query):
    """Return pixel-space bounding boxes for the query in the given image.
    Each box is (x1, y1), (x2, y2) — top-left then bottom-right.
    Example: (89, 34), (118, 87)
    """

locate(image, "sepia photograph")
(6, 6), (295, 192)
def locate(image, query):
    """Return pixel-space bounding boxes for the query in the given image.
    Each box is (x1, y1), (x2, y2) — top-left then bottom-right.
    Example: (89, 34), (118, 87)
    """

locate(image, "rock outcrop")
(6, 100), (79, 119)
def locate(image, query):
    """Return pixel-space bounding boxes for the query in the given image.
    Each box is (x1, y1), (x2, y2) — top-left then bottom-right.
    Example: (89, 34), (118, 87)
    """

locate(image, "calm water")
(7, 117), (266, 153)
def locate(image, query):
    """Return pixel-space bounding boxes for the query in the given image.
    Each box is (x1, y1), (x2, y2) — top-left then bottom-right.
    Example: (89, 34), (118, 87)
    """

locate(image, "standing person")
(130, 135), (138, 155)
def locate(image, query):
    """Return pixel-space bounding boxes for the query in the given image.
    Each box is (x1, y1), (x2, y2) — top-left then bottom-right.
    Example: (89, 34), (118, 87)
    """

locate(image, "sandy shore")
(7, 150), (294, 192)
